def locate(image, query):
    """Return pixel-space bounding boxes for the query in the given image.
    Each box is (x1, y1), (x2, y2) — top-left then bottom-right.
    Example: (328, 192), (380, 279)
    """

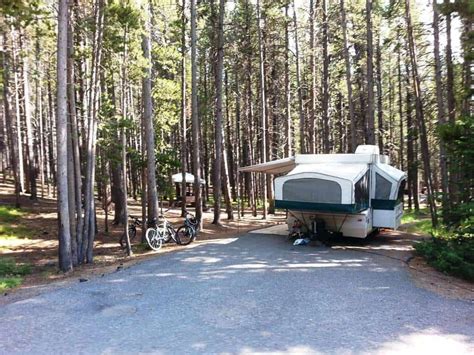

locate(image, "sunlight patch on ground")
(0, 238), (46, 248)
(196, 237), (239, 245)
(239, 346), (322, 355)
(373, 328), (474, 354)
(250, 224), (288, 236)
(182, 256), (222, 263)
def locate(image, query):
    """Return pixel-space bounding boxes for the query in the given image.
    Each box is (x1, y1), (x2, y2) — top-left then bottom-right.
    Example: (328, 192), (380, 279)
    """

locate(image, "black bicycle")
(175, 211), (199, 246)
(120, 215), (143, 248)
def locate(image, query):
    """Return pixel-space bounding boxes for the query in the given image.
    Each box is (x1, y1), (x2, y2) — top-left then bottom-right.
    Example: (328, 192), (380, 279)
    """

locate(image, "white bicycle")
(145, 215), (190, 250)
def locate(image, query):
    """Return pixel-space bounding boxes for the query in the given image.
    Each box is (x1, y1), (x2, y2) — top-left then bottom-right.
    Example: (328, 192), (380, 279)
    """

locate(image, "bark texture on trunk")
(56, 0), (73, 272)
(212, 0), (225, 225)
(341, 0), (356, 152)
(191, 0), (203, 223)
(366, 0), (375, 145)
(142, 2), (159, 224)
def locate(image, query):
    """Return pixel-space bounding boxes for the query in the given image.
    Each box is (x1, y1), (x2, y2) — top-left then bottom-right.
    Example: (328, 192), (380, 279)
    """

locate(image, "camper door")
(371, 164), (406, 229)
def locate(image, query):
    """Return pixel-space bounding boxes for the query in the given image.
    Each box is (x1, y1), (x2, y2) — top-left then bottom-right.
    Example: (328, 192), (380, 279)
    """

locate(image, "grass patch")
(401, 208), (433, 235)
(0, 205), (31, 241)
(0, 257), (32, 292)
(132, 243), (150, 253)
(0, 206), (24, 223)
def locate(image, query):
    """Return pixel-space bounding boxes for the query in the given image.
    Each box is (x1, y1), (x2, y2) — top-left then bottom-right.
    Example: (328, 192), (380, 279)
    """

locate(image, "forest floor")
(0, 180), (473, 304)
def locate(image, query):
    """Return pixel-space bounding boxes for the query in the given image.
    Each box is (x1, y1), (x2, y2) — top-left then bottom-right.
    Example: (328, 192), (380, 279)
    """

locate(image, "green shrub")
(0, 277), (22, 291)
(414, 219), (474, 281)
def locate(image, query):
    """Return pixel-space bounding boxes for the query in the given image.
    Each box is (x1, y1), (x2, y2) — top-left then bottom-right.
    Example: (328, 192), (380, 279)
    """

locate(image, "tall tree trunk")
(191, 0), (203, 223)
(224, 72), (236, 201)
(397, 31), (404, 171)
(142, 1), (159, 224)
(321, 0), (330, 153)
(433, 1), (448, 219)
(56, 0), (73, 272)
(293, 0), (304, 154)
(284, 4), (291, 157)
(445, 0), (455, 124)
(141, 107), (147, 243)
(35, 37), (45, 198)
(257, 0), (267, 219)
(11, 29), (25, 193)
(404, 0), (437, 226)
(121, 29), (132, 256)
(82, 0), (104, 263)
(180, 0), (187, 218)
(405, 66), (418, 211)
(212, 0), (225, 225)
(234, 69), (244, 217)
(376, 35), (383, 152)
(366, 0), (375, 145)
(341, 0), (356, 152)
(67, 5), (80, 265)
(21, 37), (37, 200)
(444, 0), (457, 208)
(1, 34), (21, 207)
(309, 0), (317, 153)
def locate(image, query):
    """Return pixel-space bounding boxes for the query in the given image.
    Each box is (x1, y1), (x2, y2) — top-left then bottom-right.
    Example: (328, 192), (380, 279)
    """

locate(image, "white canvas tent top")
(171, 172), (205, 185)
(275, 163), (369, 206)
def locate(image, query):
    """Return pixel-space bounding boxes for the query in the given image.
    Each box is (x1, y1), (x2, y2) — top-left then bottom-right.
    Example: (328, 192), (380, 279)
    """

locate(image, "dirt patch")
(408, 256), (474, 301)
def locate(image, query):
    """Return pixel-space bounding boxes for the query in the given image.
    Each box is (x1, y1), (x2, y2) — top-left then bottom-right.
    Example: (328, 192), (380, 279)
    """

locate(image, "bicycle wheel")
(176, 225), (195, 246)
(145, 228), (163, 251)
(128, 224), (137, 241)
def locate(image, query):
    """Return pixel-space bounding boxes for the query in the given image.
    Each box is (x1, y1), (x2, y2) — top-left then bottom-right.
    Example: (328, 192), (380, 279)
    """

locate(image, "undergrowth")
(0, 205), (30, 241)
(0, 257), (32, 292)
(414, 217), (474, 282)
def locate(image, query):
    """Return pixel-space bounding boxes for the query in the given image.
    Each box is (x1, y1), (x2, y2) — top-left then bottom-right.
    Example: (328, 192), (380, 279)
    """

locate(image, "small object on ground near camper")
(293, 238), (310, 246)
(289, 219), (304, 240)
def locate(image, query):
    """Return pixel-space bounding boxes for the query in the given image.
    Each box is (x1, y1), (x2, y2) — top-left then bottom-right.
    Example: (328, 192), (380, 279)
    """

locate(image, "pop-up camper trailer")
(239, 145), (406, 238)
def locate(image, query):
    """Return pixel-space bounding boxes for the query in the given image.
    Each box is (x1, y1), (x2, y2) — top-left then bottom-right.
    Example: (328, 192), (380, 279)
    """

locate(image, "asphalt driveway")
(1, 228), (473, 354)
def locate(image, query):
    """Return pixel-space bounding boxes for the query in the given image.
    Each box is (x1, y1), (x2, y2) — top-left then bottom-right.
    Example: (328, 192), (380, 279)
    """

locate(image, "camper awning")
(172, 172), (205, 185)
(238, 157), (296, 175)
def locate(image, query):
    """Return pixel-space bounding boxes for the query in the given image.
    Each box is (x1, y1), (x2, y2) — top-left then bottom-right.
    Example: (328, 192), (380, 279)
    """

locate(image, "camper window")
(282, 178), (341, 204)
(355, 172), (369, 208)
(396, 179), (406, 202)
(375, 173), (392, 199)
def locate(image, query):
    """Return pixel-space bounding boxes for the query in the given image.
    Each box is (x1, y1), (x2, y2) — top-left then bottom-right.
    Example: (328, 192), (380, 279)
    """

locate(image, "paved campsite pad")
(1, 228), (473, 354)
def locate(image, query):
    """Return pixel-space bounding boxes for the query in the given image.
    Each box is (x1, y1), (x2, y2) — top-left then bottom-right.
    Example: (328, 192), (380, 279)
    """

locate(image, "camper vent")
(355, 145), (380, 155)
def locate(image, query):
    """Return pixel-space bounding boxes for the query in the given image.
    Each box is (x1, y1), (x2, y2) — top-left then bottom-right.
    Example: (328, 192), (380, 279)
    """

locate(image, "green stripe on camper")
(371, 199), (397, 210)
(275, 200), (367, 213)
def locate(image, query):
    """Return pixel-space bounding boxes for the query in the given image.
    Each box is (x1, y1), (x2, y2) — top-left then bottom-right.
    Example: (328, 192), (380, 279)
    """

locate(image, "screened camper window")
(282, 178), (341, 203)
(375, 173), (392, 199)
(355, 172), (369, 208)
